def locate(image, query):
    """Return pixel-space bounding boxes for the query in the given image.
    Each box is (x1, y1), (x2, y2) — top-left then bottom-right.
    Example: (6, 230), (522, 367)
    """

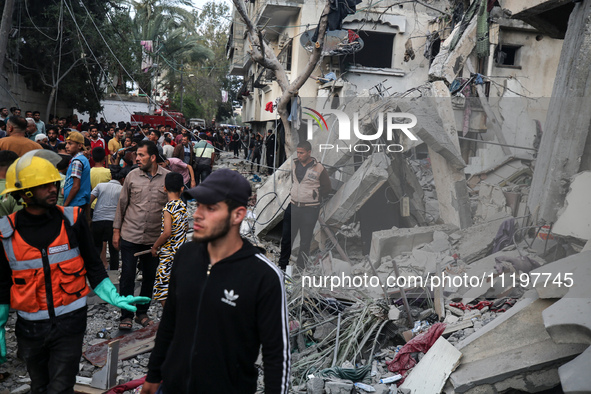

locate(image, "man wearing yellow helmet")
(0, 151), (150, 393)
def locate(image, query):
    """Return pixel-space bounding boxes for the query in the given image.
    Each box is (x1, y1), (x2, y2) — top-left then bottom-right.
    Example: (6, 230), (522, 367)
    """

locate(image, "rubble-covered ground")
(2, 149), (590, 394)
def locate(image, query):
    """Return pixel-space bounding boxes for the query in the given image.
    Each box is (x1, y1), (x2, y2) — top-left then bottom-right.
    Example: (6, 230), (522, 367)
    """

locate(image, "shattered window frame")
(494, 44), (522, 69)
(347, 30), (396, 69)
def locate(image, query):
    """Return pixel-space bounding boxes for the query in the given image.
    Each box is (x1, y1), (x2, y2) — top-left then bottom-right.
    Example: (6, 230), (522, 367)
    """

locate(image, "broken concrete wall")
(322, 152), (390, 227)
(426, 82), (473, 230)
(254, 157), (292, 238)
(528, 1), (591, 225)
(552, 171), (591, 240)
(449, 294), (587, 393)
(369, 224), (455, 264)
(386, 154), (427, 227)
(429, 17), (477, 84)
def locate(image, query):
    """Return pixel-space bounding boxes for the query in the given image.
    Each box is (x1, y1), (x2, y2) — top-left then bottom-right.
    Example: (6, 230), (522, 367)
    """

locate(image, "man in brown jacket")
(113, 140), (169, 330)
(172, 134), (195, 167)
(279, 140), (331, 269)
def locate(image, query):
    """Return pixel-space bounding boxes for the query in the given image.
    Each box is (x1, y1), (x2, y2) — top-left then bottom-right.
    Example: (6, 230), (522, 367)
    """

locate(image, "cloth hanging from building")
(462, 82), (472, 137)
(451, 1), (464, 29)
(288, 96), (301, 130)
(492, 217), (516, 253)
(327, 0), (363, 31)
(476, 0), (490, 58)
(265, 101), (274, 113)
(311, 0), (362, 42)
(449, 0), (480, 52)
(487, 0), (498, 12)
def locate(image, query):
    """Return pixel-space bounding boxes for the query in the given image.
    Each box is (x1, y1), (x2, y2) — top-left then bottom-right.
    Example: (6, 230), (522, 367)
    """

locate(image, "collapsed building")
(227, 0), (591, 393)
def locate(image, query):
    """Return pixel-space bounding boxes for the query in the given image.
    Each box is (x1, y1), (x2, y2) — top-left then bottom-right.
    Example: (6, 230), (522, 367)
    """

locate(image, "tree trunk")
(46, 87), (57, 123)
(231, 0), (330, 157)
(0, 0), (16, 79)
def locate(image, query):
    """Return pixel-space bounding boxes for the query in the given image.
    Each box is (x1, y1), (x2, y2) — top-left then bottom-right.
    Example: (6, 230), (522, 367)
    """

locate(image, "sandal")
(119, 318), (133, 331)
(135, 314), (154, 328)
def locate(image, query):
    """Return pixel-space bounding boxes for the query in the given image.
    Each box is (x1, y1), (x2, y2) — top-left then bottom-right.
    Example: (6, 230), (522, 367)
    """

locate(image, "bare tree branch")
(231, 0), (331, 155)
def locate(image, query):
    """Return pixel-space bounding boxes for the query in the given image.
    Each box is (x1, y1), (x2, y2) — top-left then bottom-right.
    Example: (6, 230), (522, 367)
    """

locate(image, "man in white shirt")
(33, 111), (45, 134)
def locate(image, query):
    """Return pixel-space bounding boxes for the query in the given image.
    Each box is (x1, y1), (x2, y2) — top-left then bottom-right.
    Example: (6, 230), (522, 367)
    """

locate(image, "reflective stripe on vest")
(0, 206), (89, 320)
(17, 296), (87, 321)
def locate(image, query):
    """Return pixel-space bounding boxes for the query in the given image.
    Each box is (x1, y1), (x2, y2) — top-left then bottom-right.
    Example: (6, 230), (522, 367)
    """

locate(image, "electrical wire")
(23, 0), (60, 41)
(63, 0), (135, 120)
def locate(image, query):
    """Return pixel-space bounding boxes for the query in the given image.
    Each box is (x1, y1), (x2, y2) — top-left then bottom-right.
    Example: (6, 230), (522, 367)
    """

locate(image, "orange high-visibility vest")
(0, 206), (89, 321)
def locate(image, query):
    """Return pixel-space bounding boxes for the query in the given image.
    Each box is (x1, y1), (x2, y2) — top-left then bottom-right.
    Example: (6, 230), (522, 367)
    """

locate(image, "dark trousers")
(16, 307), (86, 394)
(278, 204), (291, 270)
(251, 152), (261, 172)
(280, 203), (320, 268)
(119, 239), (158, 320)
(194, 164), (212, 185)
(266, 153), (275, 174)
(92, 220), (119, 270)
(232, 142), (240, 157)
(292, 205), (320, 267)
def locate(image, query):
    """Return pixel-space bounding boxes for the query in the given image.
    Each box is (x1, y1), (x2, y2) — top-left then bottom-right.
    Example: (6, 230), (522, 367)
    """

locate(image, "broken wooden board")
(399, 336), (462, 393)
(83, 323), (159, 367)
(442, 320), (474, 337)
(74, 384), (104, 394)
(434, 263), (445, 321)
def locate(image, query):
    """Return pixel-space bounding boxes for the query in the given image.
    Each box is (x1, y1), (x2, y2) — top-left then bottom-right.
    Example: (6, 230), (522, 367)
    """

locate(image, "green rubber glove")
(94, 278), (150, 312)
(0, 304), (8, 364)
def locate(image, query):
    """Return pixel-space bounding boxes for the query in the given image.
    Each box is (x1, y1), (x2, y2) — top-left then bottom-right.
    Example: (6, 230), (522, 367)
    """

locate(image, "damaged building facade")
(224, 0), (591, 393)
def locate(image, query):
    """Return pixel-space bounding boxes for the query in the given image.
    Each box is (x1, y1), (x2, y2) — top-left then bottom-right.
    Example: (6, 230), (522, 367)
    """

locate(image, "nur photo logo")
(303, 108), (419, 153)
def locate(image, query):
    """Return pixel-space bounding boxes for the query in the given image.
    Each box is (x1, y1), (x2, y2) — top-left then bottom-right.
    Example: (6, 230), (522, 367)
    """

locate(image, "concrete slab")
(530, 250), (591, 299)
(559, 346), (591, 394)
(386, 153), (427, 227)
(528, 1), (591, 224)
(449, 295), (587, 393)
(396, 97), (466, 171)
(467, 159), (532, 190)
(429, 18), (477, 84)
(253, 157), (292, 238)
(474, 184), (511, 223)
(451, 212), (511, 264)
(534, 251), (591, 393)
(369, 224), (456, 264)
(553, 171), (591, 240)
(425, 82), (473, 230)
(399, 337), (462, 393)
(321, 152), (390, 226)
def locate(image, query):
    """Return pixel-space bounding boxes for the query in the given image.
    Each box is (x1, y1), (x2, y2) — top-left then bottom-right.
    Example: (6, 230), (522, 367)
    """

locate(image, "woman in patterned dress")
(151, 172), (189, 305)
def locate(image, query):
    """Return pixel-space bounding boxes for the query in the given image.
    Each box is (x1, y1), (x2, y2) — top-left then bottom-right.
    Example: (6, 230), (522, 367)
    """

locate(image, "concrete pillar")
(426, 81), (473, 229)
(528, 1), (591, 224)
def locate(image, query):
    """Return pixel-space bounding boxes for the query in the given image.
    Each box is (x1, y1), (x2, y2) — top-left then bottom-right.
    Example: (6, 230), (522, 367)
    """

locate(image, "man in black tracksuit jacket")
(143, 169), (290, 394)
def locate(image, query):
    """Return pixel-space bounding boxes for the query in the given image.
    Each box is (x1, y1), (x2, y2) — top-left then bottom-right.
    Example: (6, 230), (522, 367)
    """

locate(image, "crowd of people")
(0, 108), (291, 394)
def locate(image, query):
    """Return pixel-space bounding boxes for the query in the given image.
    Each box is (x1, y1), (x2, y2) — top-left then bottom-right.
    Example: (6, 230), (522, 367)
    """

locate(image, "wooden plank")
(442, 320), (473, 337)
(399, 336), (462, 393)
(434, 263), (445, 321)
(83, 323), (159, 367)
(74, 384), (105, 394)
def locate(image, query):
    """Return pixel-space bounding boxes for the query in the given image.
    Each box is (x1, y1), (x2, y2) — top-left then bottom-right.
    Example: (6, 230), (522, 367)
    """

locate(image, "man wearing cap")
(64, 131), (92, 209)
(142, 169), (290, 394)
